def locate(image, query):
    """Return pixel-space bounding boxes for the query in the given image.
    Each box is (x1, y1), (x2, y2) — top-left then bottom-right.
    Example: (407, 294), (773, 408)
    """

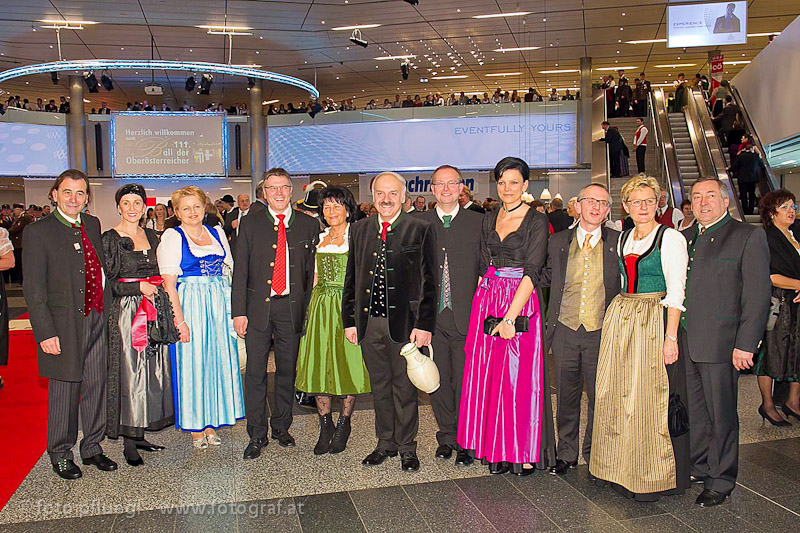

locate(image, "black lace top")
(479, 206), (550, 283)
(101, 228), (161, 297)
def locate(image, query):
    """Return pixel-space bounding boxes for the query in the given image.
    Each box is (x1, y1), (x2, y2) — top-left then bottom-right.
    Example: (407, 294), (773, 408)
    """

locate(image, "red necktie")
(273, 214), (287, 295)
(380, 221), (390, 242)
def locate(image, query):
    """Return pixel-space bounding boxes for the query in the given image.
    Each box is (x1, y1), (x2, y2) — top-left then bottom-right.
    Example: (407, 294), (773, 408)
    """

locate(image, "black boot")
(329, 415), (351, 454)
(314, 414), (335, 455)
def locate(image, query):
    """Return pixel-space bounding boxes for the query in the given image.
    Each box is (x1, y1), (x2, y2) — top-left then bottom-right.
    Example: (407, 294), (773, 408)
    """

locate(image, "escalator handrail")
(649, 89), (684, 208)
(684, 87), (745, 221)
(726, 82), (780, 192)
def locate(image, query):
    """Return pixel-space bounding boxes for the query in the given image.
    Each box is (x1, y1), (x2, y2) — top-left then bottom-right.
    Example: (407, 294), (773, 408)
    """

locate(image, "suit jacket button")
(366, 289), (371, 294)
(269, 262), (274, 267)
(274, 226), (278, 231)
(369, 270), (373, 275)
(267, 280), (272, 284)
(363, 307), (368, 312)
(265, 297), (270, 302)
(272, 244), (277, 249)
(372, 252), (377, 257)
(79, 289), (84, 293)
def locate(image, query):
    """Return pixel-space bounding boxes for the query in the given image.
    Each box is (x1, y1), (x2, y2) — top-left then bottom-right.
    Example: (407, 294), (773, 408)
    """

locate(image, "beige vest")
(558, 234), (605, 332)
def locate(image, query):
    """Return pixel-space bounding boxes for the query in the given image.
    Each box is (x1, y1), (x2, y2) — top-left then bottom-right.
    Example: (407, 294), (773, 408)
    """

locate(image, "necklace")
(186, 226), (205, 241)
(502, 201), (524, 213)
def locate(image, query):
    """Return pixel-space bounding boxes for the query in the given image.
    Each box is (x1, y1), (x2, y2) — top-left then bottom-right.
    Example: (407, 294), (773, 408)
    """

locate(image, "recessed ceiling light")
(375, 55), (416, 60)
(473, 12), (531, 19)
(539, 69), (580, 74)
(494, 46), (541, 52)
(723, 60), (751, 65)
(331, 24), (381, 31)
(654, 63), (696, 68)
(485, 72), (522, 77)
(262, 99), (279, 105)
(625, 39), (667, 44)
(594, 66), (637, 71)
(747, 32), (781, 37)
(431, 75), (468, 79)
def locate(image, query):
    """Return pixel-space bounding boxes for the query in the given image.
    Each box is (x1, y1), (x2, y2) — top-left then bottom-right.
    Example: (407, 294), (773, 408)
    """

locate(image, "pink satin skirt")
(457, 267), (545, 464)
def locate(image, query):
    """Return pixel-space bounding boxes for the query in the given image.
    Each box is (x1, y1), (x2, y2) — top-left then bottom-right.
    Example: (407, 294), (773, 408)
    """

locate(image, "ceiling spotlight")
(247, 76), (256, 88)
(50, 71), (59, 85)
(401, 61), (409, 80)
(350, 29), (368, 48)
(100, 73), (114, 91)
(185, 75), (196, 91)
(83, 71), (99, 93)
(198, 73), (213, 94)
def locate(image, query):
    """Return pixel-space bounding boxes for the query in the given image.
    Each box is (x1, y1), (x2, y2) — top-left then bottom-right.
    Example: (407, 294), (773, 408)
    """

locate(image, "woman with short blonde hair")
(158, 186), (244, 449)
(590, 175), (690, 500)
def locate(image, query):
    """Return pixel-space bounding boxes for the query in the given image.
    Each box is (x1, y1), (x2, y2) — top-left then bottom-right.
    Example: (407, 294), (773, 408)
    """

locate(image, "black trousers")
(636, 145), (647, 174)
(10, 249), (23, 283)
(429, 309), (466, 448)
(47, 310), (107, 463)
(680, 328), (740, 495)
(244, 296), (300, 440)
(552, 323), (600, 464)
(738, 181), (757, 216)
(361, 317), (418, 453)
(609, 149), (622, 178)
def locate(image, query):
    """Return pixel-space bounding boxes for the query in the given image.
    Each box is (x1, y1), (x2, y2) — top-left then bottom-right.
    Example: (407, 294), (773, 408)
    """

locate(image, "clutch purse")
(483, 316), (530, 336)
(666, 362), (689, 437)
(766, 295), (781, 332)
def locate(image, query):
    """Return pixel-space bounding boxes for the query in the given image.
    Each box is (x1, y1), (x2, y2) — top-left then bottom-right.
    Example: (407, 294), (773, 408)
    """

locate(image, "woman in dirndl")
(158, 186), (244, 449)
(590, 175), (690, 501)
(457, 157), (557, 476)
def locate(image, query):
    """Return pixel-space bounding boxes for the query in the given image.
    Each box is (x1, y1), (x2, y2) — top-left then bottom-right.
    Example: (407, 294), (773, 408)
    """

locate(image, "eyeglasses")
(778, 203), (799, 211)
(579, 197), (610, 208)
(431, 180), (463, 189)
(265, 185), (292, 193)
(626, 198), (657, 207)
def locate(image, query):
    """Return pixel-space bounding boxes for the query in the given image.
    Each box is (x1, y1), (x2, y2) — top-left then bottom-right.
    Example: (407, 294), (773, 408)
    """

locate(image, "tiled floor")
(2, 281), (799, 531)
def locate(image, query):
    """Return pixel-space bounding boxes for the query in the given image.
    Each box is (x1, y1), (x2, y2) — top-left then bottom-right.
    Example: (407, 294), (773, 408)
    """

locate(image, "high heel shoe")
(758, 405), (791, 427)
(192, 436), (209, 449)
(781, 405), (800, 422)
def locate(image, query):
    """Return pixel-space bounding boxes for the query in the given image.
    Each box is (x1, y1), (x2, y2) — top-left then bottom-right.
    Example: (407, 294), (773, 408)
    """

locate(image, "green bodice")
(316, 252), (348, 287)
(619, 226), (668, 294)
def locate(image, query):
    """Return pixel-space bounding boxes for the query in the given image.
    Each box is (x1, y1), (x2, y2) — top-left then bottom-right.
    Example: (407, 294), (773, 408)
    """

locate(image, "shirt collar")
(377, 210), (402, 231)
(699, 212), (730, 234)
(267, 205), (294, 226)
(576, 223), (602, 246)
(55, 207), (81, 227)
(435, 204), (459, 223)
(464, 200), (473, 209)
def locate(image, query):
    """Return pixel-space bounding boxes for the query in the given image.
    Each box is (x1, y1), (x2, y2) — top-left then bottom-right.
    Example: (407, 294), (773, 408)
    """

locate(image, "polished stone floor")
(2, 284), (799, 531)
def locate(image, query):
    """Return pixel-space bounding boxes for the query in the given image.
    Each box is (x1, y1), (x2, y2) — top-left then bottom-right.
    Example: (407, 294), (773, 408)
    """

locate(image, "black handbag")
(483, 315), (530, 336)
(666, 363), (689, 437)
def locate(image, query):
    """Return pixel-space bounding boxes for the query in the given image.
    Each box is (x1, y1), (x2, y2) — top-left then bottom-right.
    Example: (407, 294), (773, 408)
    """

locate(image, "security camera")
(350, 29), (368, 48)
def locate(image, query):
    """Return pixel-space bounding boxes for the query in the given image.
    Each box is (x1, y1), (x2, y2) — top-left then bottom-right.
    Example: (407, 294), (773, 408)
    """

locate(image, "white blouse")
(618, 224), (688, 311)
(157, 225), (232, 277)
(0, 227), (13, 256)
(316, 224), (350, 254)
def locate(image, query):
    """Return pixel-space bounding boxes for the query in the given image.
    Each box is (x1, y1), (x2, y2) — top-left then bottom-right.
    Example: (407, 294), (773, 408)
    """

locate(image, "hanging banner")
(709, 52), (724, 106)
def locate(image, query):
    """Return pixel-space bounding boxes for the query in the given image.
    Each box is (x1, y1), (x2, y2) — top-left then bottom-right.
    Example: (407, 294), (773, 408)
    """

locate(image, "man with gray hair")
(343, 171), (438, 472)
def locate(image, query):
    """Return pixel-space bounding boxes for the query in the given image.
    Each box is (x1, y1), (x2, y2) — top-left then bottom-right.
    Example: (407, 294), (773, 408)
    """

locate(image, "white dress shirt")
(235, 208), (249, 235)
(60, 207), (106, 287)
(658, 205), (685, 228)
(435, 204), (459, 224)
(618, 224), (688, 311)
(269, 206), (293, 297)
(157, 225), (233, 277)
(576, 223), (602, 251)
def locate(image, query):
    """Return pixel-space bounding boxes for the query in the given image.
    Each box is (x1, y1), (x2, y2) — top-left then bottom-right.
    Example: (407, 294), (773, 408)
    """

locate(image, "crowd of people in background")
(0, 95), (250, 116)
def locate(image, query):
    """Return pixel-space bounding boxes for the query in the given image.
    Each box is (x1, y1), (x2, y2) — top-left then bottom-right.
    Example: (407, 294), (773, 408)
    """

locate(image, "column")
(579, 56), (593, 166)
(67, 75), (87, 171)
(249, 79), (266, 198)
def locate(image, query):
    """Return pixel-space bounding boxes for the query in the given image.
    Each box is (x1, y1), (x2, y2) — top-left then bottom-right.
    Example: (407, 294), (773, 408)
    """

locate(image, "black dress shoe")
(548, 459), (577, 476)
(135, 443), (166, 452)
(690, 475), (705, 485)
(515, 466), (535, 477)
(243, 438), (268, 460)
(435, 444), (453, 459)
(401, 451), (420, 472)
(82, 453), (118, 471)
(271, 430), (296, 448)
(362, 448), (398, 466)
(52, 459), (82, 480)
(125, 454), (144, 467)
(588, 471), (597, 482)
(455, 449), (474, 466)
(696, 489), (727, 507)
(489, 462), (509, 475)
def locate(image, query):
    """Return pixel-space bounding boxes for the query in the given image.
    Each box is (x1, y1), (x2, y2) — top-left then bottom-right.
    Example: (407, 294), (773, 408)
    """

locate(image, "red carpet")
(0, 330), (48, 512)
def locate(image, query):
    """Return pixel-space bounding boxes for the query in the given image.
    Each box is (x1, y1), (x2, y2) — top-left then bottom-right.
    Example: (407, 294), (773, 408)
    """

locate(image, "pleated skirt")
(170, 275), (244, 431)
(590, 292), (676, 494)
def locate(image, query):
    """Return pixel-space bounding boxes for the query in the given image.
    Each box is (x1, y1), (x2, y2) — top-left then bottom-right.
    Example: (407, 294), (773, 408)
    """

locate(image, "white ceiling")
(0, 0), (797, 110)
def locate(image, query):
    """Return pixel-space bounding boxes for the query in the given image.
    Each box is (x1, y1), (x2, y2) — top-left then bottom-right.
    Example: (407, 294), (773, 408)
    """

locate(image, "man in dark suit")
(713, 3), (741, 33)
(713, 96), (740, 145)
(223, 193), (251, 250)
(598, 121), (624, 177)
(547, 198), (573, 233)
(544, 183), (621, 476)
(23, 169), (117, 479)
(728, 146), (766, 215)
(418, 165), (482, 465)
(233, 168), (319, 459)
(8, 203), (33, 283)
(343, 171), (438, 472)
(681, 177), (771, 506)
(458, 185), (485, 214)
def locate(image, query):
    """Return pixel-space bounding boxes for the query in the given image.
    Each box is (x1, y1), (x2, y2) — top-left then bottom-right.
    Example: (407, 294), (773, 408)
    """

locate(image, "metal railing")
(649, 89), (684, 207)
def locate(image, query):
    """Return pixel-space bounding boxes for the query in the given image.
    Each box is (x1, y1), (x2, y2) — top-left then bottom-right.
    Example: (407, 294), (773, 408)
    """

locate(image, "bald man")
(343, 172), (438, 472)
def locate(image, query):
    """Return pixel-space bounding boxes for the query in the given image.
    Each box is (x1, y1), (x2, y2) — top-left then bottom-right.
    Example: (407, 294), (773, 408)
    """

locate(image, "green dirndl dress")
(296, 243), (371, 396)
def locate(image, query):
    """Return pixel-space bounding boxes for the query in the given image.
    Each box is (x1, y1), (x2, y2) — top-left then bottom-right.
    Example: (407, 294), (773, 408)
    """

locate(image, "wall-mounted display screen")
(667, 1), (747, 48)
(0, 122), (68, 176)
(110, 112), (227, 177)
(269, 111), (577, 173)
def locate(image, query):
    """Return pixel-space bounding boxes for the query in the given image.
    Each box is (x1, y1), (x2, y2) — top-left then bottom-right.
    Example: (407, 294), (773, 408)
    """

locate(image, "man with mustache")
(343, 171), (438, 472)
(233, 167), (319, 459)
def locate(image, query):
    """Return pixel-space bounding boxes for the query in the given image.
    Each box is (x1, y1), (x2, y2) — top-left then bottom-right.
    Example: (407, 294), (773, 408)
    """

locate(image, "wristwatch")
(665, 333), (677, 342)
(502, 318), (514, 326)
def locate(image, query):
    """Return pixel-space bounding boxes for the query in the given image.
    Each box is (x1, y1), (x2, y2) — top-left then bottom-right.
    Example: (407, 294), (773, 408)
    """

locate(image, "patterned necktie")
(273, 214), (287, 295)
(440, 252), (452, 312)
(380, 221), (390, 242)
(699, 227), (706, 236)
(582, 233), (593, 254)
(442, 214), (452, 228)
